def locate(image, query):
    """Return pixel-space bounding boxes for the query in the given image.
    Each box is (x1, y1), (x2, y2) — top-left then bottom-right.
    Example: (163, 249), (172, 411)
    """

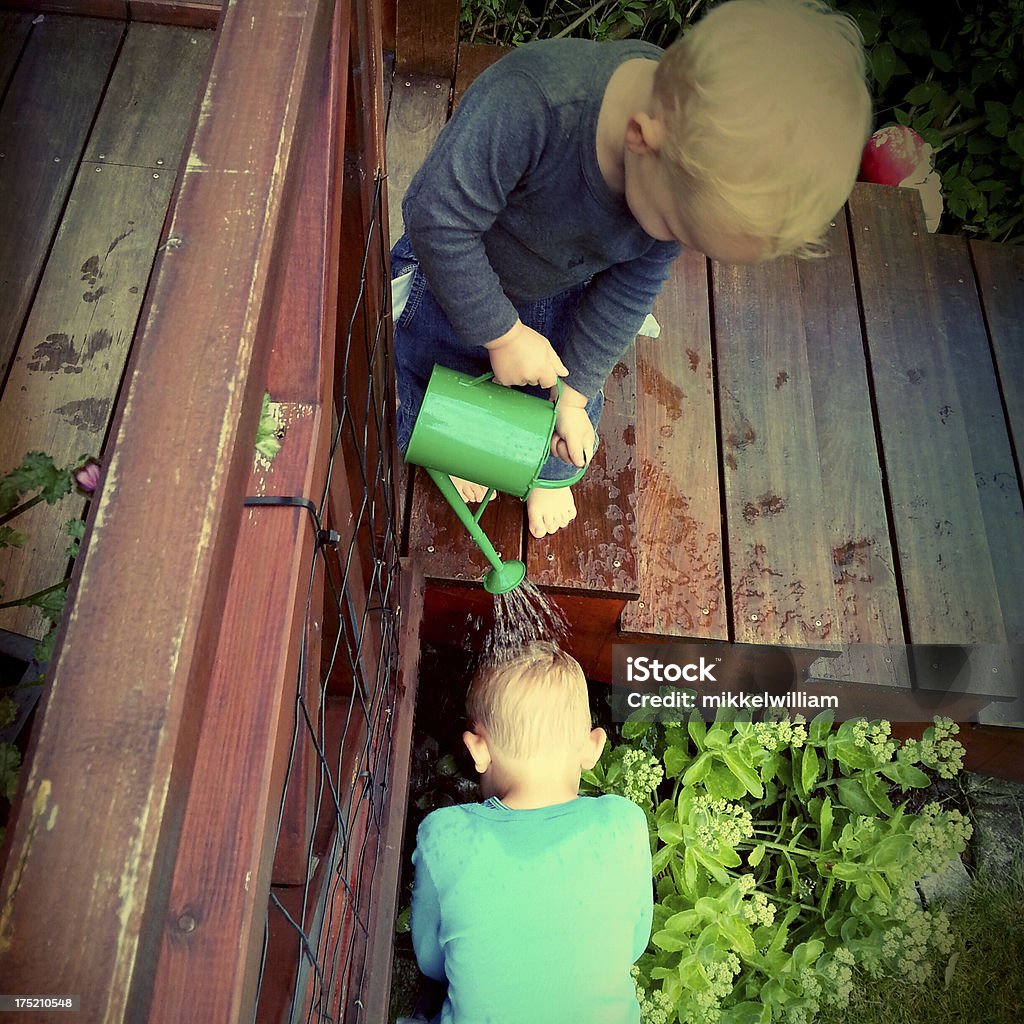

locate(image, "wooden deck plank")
(452, 41), (508, 107)
(970, 240), (1024, 509)
(0, 15), (122, 382)
(621, 249), (727, 639)
(848, 184), (1008, 645)
(385, 73), (450, 248)
(798, 209), (907, 688)
(407, 466), (525, 585)
(0, 11), (32, 92)
(84, 22), (212, 168)
(528, 352), (639, 596)
(0, 23), (211, 639)
(714, 253), (840, 647)
(932, 232), (1024, 642)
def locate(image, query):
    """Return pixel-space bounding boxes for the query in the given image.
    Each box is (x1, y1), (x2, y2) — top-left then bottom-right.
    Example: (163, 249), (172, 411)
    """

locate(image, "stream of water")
(480, 579), (568, 665)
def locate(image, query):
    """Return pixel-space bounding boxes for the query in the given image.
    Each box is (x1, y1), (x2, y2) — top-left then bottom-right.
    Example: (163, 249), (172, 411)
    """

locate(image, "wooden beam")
(394, 0), (459, 78)
(353, 560), (424, 1024)
(0, 1), (334, 1018)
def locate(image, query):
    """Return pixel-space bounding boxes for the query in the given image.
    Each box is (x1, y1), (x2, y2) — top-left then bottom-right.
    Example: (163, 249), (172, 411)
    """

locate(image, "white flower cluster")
(903, 717), (966, 779)
(751, 715), (807, 751)
(689, 954), (742, 1024)
(692, 795), (755, 848)
(741, 890), (777, 927)
(631, 967), (675, 1024)
(862, 890), (955, 984)
(818, 947), (856, 1007)
(911, 802), (973, 876)
(851, 719), (898, 762)
(621, 747), (664, 804)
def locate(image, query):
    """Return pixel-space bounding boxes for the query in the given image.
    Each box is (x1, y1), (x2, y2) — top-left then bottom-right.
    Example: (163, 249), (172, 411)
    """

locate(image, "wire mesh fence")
(251, 150), (401, 1022)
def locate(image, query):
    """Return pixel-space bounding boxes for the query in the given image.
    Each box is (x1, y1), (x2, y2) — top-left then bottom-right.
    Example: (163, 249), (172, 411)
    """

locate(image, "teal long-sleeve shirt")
(410, 794), (653, 1024)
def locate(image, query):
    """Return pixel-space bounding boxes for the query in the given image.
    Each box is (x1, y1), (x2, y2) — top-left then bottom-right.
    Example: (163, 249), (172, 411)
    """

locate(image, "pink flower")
(74, 459), (101, 495)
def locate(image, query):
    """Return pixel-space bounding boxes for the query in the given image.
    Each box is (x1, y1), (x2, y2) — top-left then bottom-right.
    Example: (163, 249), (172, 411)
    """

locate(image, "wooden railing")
(0, 1), (405, 1020)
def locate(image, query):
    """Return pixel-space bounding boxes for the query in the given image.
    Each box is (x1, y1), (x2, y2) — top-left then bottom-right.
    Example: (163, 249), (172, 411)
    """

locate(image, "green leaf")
(870, 42), (908, 90)
(870, 833), (915, 872)
(658, 819), (684, 846)
(723, 750), (764, 799)
(0, 742), (21, 802)
(719, 1003), (767, 1024)
(835, 778), (878, 816)
(790, 939), (824, 973)
(863, 772), (895, 816)
(704, 764), (746, 802)
(663, 743), (690, 780)
(652, 845), (674, 875)
(808, 709), (834, 745)
(682, 751), (712, 788)
(748, 843), (766, 868)
(652, 927), (691, 953)
(718, 913), (756, 957)
(688, 715), (707, 750)
(0, 452), (72, 517)
(692, 844), (731, 885)
(683, 846), (699, 894)
(819, 796), (834, 852)
(801, 746), (820, 797)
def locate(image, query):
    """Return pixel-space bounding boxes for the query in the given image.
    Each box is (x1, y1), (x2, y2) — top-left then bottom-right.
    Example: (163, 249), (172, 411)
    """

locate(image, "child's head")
(463, 642), (604, 796)
(652, 0), (872, 260)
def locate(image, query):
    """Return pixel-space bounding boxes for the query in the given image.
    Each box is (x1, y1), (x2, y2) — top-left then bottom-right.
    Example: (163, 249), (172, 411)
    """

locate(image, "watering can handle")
(462, 370), (564, 403)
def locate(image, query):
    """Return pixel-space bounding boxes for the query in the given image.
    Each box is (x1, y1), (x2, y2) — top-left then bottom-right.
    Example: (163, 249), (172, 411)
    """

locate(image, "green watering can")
(405, 365), (588, 594)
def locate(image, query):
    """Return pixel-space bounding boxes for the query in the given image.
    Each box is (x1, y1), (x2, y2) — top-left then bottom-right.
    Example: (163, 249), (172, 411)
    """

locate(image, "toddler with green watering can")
(405, 642), (652, 1024)
(392, 0), (871, 539)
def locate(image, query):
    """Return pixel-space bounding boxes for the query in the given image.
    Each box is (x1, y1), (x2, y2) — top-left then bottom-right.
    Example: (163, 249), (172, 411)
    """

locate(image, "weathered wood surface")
(621, 249), (727, 639)
(357, 559), (423, 1024)
(394, 0), (459, 77)
(849, 185), (1012, 646)
(1, 0), (225, 25)
(0, 2), (334, 1018)
(971, 241), (1024, 476)
(452, 41), (508, 107)
(0, 11), (32, 89)
(150, 7), (344, 1013)
(0, 15), (121, 383)
(0, 21), (212, 638)
(528, 352), (639, 597)
(715, 249), (839, 647)
(385, 73), (450, 247)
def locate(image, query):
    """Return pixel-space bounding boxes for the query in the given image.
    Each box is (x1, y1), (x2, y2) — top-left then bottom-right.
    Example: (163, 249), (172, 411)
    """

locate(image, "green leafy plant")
(582, 711), (972, 1024)
(836, 0), (1024, 242)
(0, 452), (95, 829)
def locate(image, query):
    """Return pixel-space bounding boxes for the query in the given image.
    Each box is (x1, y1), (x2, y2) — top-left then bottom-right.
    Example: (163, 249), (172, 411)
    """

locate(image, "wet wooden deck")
(387, 43), (1024, 721)
(0, 8), (214, 638)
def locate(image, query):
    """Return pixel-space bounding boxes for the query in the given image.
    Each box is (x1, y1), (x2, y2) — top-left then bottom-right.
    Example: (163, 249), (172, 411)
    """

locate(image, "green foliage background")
(460, 0), (1024, 243)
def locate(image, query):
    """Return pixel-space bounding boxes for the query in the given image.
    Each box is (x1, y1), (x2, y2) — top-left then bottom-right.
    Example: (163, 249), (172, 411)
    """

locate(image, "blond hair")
(654, 0), (872, 258)
(466, 642), (591, 759)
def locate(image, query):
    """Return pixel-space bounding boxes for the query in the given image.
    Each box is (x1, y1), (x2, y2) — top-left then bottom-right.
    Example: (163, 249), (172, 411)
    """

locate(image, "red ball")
(859, 125), (928, 186)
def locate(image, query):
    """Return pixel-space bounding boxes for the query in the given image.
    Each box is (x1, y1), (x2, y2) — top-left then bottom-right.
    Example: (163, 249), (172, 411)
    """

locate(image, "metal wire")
(252, 166), (400, 1024)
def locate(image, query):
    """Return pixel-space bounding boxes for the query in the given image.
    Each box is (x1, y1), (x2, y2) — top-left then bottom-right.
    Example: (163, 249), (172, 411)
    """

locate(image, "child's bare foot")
(451, 475), (489, 503)
(526, 486), (576, 538)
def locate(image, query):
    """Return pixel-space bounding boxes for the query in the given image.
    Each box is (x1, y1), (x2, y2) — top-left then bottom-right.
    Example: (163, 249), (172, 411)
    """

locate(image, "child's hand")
(550, 385), (594, 468)
(484, 320), (568, 389)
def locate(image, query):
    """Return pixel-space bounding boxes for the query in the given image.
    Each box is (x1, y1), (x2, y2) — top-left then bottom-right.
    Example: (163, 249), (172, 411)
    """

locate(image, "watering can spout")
(422, 468), (527, 594)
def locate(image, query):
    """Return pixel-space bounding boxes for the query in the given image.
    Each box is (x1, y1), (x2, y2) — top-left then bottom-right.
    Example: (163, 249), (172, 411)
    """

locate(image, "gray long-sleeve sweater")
(401, 38), (681, 400)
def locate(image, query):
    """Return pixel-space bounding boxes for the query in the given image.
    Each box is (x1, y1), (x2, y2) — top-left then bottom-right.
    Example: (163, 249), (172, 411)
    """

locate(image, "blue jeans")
(391, 234), (602, 483)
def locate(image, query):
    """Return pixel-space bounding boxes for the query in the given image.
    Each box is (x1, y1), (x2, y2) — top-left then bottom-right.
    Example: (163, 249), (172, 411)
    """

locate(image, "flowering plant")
(582, 711), (970, 1024)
